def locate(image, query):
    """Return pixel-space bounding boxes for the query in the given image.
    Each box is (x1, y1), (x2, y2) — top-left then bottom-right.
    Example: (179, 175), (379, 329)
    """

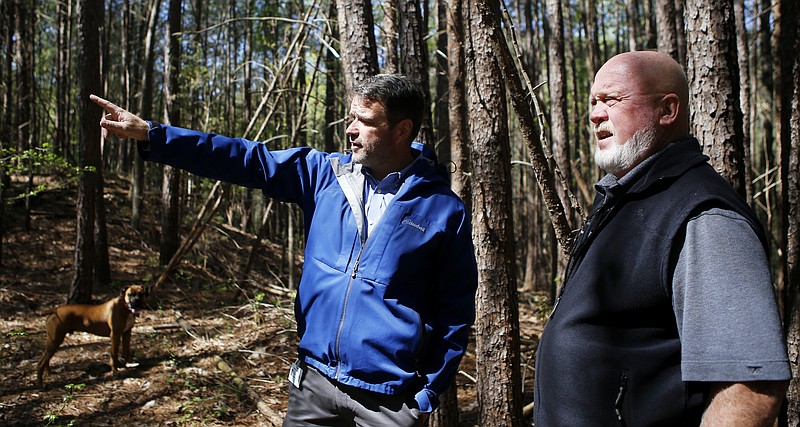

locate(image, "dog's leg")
(121, 329), (132, 365)
(37, 317), (66, 387)
(109, 329), (121, 372)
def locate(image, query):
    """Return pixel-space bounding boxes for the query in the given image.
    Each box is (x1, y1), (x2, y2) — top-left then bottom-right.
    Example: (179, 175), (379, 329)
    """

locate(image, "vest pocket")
(615, 371), (629, 426)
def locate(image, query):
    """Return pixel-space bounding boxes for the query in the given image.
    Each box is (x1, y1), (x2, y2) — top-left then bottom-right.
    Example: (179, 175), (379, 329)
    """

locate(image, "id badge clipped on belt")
(289, 360), (306, 390)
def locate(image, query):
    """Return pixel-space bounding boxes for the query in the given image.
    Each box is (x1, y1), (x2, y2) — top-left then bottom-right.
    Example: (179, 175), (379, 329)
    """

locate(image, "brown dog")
(36, 285), (148, 386)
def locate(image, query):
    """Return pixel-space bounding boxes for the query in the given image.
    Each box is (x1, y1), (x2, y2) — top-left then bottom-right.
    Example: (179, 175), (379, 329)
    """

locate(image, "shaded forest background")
(1, 0), (799, 425)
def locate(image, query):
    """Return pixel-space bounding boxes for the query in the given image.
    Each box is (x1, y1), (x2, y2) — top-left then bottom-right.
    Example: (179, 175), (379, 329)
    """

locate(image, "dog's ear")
(143, 286), (151, 297)
(120, 286), (130, 297)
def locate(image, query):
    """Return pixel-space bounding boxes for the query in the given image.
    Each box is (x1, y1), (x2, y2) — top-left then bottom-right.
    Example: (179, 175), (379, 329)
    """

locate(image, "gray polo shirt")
(597, 149), (790, 383)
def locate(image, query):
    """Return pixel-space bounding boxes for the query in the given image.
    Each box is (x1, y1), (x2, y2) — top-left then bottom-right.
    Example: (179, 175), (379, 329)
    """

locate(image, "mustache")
(593, 122), (614, 134)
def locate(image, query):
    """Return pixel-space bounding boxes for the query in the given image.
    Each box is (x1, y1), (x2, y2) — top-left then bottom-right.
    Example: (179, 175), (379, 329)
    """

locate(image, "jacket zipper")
(334, 245), (363, 378)
(331, 175), (408, 378)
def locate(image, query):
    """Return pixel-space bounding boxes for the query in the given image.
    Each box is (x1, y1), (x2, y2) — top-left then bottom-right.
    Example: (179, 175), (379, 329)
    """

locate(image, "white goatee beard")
(594, 123), (659, 175)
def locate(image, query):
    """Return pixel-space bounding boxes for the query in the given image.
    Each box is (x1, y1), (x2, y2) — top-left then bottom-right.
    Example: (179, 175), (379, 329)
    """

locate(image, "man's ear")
(394, 118), (413, 143)
(658, 93), (681, 126)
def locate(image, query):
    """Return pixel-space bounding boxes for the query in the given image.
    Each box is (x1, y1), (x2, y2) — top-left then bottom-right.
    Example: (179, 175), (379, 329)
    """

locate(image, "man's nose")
(346, 121), (358, 136)
(589, 105), (606, 124)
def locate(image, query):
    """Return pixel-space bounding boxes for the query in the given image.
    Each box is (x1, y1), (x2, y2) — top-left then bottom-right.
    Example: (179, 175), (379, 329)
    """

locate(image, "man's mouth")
(596, 130), (613, 141)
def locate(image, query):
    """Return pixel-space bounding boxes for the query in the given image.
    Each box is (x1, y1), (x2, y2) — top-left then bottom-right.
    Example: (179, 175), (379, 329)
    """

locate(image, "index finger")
(89, 94), (122, 114)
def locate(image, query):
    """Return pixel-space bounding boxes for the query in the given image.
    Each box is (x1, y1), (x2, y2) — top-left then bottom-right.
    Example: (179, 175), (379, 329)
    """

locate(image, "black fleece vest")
(533, 138), (766, 426)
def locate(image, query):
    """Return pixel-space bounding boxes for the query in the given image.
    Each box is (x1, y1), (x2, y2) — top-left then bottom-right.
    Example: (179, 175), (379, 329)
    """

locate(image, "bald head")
(598, 51), (690, 137)
(589, 51), (691, 176)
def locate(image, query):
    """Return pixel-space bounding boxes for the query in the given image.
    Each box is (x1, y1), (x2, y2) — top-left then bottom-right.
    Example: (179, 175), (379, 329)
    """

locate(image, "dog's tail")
(39, 308), (56, 317)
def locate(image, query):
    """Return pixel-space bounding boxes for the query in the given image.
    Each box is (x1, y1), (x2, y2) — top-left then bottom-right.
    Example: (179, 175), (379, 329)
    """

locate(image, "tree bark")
(780, 0), (799, 421)
(654, 0), (679, 61)
(446, 0), (470, 207)
(544, 0), (577, 233)
(383, 0), (399, 74)
(733, 0), (753, 203)
(398, 0), (433, 145)
(335, 0), (379, 89)
(684, 0), (747, 197)
(69, 0), (104, 304)
(466, 0), (523, 424)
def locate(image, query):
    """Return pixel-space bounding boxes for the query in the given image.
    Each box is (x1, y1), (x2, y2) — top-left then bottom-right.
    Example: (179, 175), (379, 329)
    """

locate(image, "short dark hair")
(350, 74), (425, 141)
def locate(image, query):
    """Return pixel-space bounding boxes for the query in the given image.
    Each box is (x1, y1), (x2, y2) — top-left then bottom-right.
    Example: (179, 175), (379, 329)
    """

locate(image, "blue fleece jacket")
(142, 125), (478, 412)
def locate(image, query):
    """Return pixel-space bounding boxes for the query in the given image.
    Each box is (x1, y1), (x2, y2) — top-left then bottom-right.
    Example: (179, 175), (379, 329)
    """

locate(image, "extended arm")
(701, 381), (787, 427)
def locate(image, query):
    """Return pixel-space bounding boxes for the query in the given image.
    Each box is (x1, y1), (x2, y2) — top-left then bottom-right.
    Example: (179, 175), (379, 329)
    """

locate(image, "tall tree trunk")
(654, 0), (679, 61)
(674, 0), (687, 67)
(324, 0), (340, 153)
(756, 0), (775, 215)
(781, 0), (800, 423)
(398, 0), (433, 145)
(427, 4), (459, 424)
(15, 0), (34, 232)
(69, 0), (104, 304)
(733, 0), (753, 204)
(544, 0), (577, 234)
(383, 0), (399, 73)
(160, 0), (183, 265)
(446, 0), (470, 206)
(335, 0), (379, 88)
(685, 0), (747, 197)
(55, 0), (72, 157)
(0, 0), (13, 265)
(433, 0), (449, 162)
(625, 0), (639, 50)
(584, 0), (601, 82)
(133, 0), (161, 230)
(466, 0), (523, 424)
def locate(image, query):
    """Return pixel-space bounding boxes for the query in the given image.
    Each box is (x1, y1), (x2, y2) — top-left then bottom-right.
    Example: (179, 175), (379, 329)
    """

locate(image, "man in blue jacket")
(92, 74), (478, 426)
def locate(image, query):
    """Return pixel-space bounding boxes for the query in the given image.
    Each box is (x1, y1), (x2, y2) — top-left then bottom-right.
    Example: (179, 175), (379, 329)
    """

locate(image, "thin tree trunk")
(544, 0), (577, 235)
(16, 0), (34, 232)
(160, 0), (183, 265)
(434, 0), (449, 163)
(584, 0), (600, 82)
(625, 0), (639, 50)
(324, 0), (339, 153)
(0, 0), (13, 265)
(55, 0), (71, 157)
(446, 0), (470, 207)
(654, 0), (679, 61)
(383, 0), (399, 74)
(733, 0), (753, 204)
(133, 0), (162, 230)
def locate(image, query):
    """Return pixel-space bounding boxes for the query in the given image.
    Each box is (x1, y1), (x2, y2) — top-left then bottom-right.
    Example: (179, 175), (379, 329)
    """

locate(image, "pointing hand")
(90, 94), (151, 141)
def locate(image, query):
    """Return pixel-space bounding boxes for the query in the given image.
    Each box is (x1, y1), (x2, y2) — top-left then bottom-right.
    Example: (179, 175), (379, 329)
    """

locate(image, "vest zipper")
(615, 371), (629, 426)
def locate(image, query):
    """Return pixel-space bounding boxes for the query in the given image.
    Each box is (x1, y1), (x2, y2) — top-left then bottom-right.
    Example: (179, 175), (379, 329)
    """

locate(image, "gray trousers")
(282, 362), (428, 426)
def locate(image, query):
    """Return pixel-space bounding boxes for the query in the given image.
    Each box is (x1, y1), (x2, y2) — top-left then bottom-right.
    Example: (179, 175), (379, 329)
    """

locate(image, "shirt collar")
(363, 153), (423, 191)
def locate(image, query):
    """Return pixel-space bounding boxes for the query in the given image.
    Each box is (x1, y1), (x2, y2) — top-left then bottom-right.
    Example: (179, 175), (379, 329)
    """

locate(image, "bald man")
(533, 51), (789, 426)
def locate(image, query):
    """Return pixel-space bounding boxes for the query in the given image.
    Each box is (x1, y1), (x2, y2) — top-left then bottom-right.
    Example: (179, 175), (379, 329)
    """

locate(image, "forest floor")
(0, 174), (547, 426)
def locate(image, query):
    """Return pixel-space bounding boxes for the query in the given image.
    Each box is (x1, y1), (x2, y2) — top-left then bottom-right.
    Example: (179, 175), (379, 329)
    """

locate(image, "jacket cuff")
(414, 388), (439, 413)
(139, 121), (164, 159)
